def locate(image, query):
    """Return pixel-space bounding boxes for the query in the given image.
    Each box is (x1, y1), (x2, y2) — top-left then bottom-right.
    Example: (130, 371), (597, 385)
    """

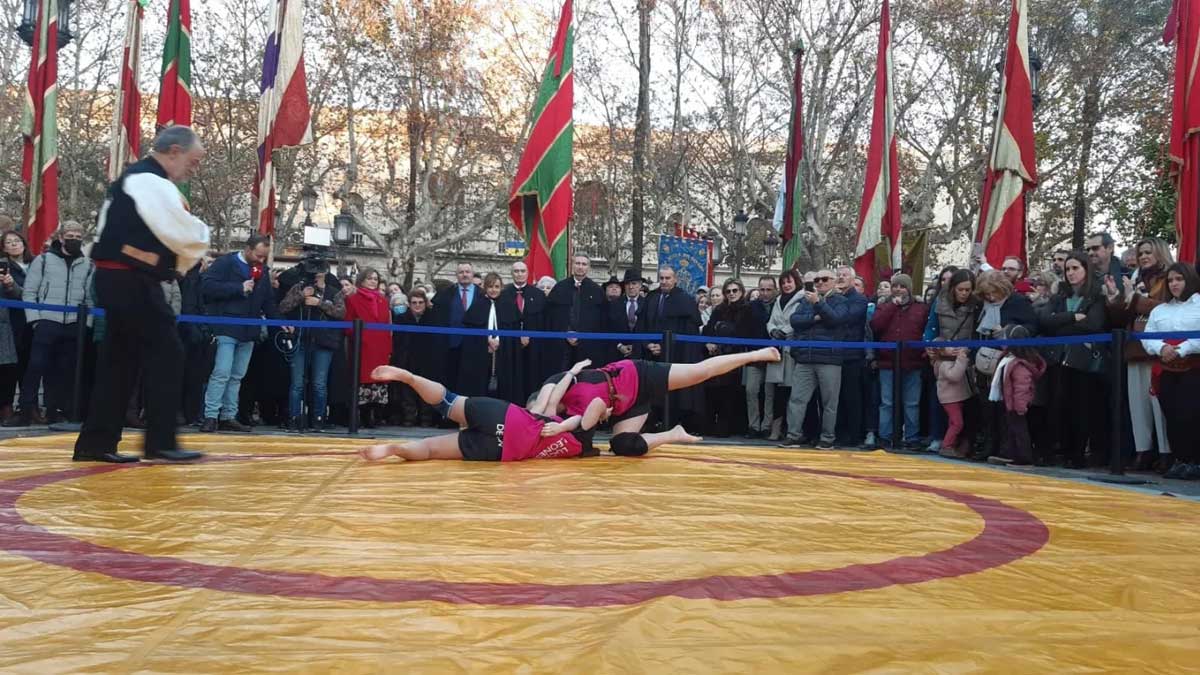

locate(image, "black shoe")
(286, 415), (305, 433)
(145, 449), (205, 461)
(46, 409), (67, 424)
(218, 418), (252, 432)
(73, 451), (140, 463)
(1164, 462), (1191, 480)
(2, 411), (31, 428)
(816, 440), (836, 450)
(200, 417), (217, 433)
(310, 416), (325, 433)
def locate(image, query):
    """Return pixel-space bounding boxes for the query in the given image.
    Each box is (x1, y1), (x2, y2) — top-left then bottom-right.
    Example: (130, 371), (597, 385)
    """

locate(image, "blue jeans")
(289, 344), (333, 418)
(203, 336), (254, 420)
(879, 369), (922, 444)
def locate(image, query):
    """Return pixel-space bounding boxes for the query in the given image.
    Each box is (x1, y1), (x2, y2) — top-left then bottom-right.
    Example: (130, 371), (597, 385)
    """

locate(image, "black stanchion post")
(1108, 329), (1126, 476)
(349, 318), (363, 434)
(69, 304), (89, 423)
(892, 341), (903, 450)
(662, 330), (673, 429)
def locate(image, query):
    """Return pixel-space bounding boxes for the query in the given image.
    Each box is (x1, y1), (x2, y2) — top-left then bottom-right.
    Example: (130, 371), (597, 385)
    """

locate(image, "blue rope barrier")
(672, 334), (896, 350)
(5, 297), (1199, 347)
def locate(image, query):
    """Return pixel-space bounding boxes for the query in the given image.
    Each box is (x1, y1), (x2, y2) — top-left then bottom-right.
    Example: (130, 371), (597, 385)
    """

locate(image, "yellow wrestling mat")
(1, 433), (1198, 673)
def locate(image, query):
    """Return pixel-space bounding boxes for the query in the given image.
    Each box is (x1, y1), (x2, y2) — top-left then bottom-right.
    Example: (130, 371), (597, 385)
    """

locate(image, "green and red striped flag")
(157, 0), (191, 129)
(773, 41), (806, 271)
(20, 0), (60, 255)
(508, 0), (574, 280)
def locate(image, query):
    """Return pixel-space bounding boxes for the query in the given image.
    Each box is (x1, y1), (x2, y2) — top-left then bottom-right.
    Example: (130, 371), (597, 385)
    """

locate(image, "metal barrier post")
(1108, 329), (1126, 476)
(68, 304), (89, 424)
(892, 341), (903, 450)
(349, 318), (363, 434)
(662, 330), (673, 429)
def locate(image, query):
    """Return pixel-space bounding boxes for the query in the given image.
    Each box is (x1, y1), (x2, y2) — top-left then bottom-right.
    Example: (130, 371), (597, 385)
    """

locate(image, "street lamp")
(332, 205), (355, 278)
(17, 0), (73, 48)
(705, 225), (724, 265)
(732, 209), (748, 280)
(764, 230), (781, 268)
(301, 186), (318, 227)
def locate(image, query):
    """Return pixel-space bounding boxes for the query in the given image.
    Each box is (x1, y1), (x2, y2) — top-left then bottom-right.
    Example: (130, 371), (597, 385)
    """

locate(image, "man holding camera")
(199, 234), (282, 433)
(277, 254), (344, 431)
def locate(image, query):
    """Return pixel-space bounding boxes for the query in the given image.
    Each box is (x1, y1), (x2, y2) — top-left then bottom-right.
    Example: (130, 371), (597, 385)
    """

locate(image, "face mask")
(63, 239), (83, 256)
(392, 305), (407, 315)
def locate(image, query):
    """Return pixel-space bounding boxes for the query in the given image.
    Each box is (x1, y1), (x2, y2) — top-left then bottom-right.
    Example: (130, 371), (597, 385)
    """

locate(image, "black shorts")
(457, 397), (507, 461)
(617, 360), (670, 422)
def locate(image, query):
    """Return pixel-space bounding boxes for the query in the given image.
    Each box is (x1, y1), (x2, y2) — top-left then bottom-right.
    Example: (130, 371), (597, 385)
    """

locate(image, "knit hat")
(889, 273), (913, 290)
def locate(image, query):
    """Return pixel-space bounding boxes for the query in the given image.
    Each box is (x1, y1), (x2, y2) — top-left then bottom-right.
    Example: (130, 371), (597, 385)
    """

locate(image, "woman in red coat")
(343, 267), (392, 427)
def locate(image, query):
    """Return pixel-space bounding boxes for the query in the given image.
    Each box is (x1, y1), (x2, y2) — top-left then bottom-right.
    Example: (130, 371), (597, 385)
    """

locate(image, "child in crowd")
(989, 326), (1046, 466)
(929, 341), (972, 459)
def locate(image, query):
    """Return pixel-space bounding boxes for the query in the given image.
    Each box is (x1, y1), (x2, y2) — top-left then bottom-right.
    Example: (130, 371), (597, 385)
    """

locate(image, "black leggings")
(1158, 369), (1200, 464)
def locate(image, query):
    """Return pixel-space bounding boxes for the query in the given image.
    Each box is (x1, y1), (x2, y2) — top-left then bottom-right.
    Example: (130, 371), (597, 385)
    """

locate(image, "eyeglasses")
(1001, 266), (1020, 272)
(724, 288), (741, 295)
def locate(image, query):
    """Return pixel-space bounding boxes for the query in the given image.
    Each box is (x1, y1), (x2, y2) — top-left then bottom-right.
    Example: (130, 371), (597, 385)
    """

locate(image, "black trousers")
(1159, 369), (1200, 464)
(75, 269), (183, 456)
(836, 360), (866, 444)
(20, 320), (78, 414)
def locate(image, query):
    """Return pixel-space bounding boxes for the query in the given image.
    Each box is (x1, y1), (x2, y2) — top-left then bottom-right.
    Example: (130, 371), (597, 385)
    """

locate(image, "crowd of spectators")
(1, 225), (1198, 480)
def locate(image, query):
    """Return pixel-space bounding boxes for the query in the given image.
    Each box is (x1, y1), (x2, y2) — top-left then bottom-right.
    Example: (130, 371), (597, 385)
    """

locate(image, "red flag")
(852, 0), (902, 291)
(1167, 0), (1200, 263)
(20, 0), (59, 255)
(109, 0), (146, 182)
(975, 0), (1037, 267)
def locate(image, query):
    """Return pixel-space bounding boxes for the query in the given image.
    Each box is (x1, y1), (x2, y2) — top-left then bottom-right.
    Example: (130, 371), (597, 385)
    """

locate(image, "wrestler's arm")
(540, 398), (608, 436)
(535, 359), (593, 415)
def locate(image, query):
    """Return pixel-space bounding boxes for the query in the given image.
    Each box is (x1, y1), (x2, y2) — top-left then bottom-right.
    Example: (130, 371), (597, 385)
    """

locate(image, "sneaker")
(862, 432), (877, 446)
(816, 440), (835, 450)
(286, 416), (304, 433)
(311, 416), (326, 433)
(199, 418), (217, 433)
(987, 455), (1014, 466)
(1182, 464), (1200, 481)
(777, 437), (804, 448)
(927, 440), (942, 454)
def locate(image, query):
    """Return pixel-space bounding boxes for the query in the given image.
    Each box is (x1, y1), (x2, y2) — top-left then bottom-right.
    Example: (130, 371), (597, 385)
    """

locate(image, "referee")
(73, 126), (211, 463)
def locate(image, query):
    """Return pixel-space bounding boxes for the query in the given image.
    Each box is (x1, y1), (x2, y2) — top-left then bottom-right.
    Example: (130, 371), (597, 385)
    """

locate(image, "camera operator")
(277, 251), (344, 432)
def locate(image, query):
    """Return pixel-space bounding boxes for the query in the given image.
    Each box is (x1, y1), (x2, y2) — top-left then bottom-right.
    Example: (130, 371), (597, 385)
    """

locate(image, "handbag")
(1063, 342), (1109, 374)
(974, 346), (1003, 375)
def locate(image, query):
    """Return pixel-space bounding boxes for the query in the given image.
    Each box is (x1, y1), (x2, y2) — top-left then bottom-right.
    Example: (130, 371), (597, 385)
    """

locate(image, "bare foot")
(667, 424), (703, 444)
(756, 347), (782, 363)
(359, 444), (399, 461)
(370, 365), (411, 383)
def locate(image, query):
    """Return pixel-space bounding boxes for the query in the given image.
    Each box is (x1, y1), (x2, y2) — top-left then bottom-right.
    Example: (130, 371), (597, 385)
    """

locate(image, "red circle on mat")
(0, 453), (1049, 607)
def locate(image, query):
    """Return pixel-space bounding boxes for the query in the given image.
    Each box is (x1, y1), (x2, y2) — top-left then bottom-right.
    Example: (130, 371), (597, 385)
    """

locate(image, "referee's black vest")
(92, 156), (179, 280)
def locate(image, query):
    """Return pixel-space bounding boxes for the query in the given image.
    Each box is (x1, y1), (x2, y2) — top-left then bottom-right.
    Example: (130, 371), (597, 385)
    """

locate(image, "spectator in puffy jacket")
(869, 273), (929, 450)
(992, 326), (1046, 467)
(781, 269), (849, 449)
(5, 223), (94, 426)
(199, 235), (282, 433)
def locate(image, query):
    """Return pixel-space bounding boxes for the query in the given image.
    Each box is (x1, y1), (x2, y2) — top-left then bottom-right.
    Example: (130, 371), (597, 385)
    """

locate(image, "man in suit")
(544, 254), (604, 371)
(639, 266), (703, 425)
(610, 268), (644, 361)
(430, 262), (478, 394)
(497, 261), (546, 403)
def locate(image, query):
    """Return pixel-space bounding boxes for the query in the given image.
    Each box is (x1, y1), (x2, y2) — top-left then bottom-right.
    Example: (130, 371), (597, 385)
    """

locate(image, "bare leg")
(640, 424), (703, 451)
(667, 348), (781, 390)
(370, 366), (467, 425)
(612, 413), (648, 435)
(359, 433), (463, 461)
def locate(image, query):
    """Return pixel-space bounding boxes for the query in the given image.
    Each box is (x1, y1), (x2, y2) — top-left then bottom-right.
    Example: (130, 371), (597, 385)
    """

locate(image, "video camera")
(298, 245), (335, 286)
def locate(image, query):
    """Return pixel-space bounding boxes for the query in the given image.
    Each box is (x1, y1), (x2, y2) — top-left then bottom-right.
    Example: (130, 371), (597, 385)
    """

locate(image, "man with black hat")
(73, 125), (210, 463)
(608, 269), (645, 361)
